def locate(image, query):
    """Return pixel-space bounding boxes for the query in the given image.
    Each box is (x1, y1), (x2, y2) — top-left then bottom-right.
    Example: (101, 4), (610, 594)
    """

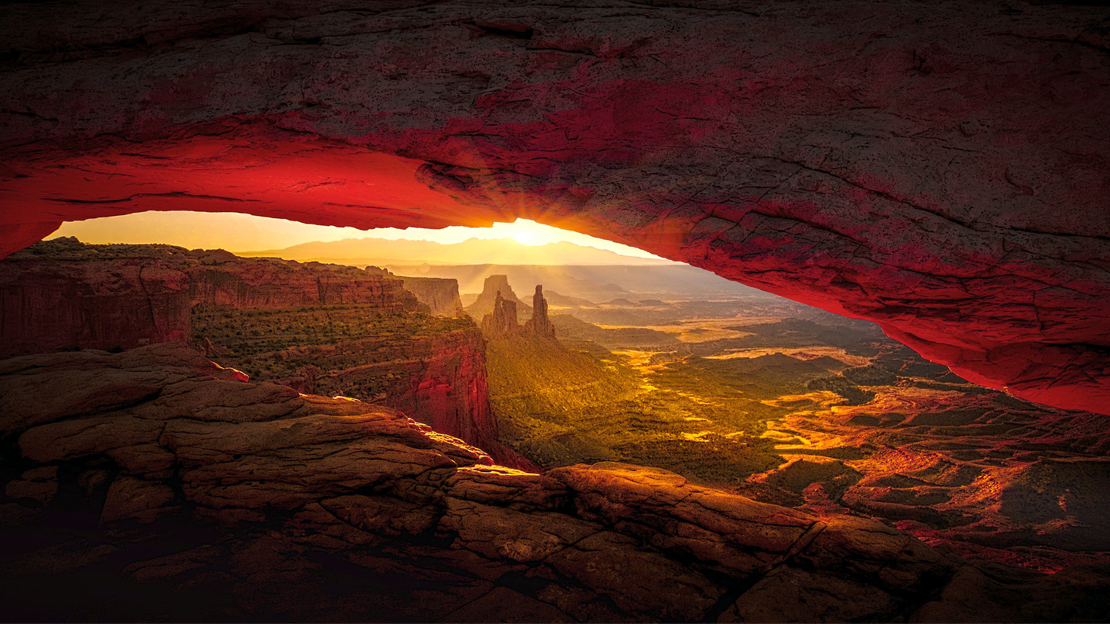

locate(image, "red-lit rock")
(0, 2), (1108, 414)
(0, 239), (514, 461)
(0, 238), (418, 357)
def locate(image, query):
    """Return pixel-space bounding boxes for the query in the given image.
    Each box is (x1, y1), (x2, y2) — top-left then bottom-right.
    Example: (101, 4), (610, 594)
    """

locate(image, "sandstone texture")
(1, 343), (1107, 621)
(0, 1), (1108, 414)
(274, 326), (502, 456)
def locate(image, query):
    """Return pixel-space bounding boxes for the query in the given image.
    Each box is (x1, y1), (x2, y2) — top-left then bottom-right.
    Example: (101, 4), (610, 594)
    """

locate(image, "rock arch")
(1, 1), (1108, 414)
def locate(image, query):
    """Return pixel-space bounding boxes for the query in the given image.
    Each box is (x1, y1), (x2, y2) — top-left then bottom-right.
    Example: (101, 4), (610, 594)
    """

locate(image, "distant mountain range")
(241, 237), (677, 267)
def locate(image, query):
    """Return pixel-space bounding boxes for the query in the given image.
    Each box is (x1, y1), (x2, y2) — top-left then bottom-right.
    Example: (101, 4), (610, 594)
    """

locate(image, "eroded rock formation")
(1, 343), (1107, 622)
(0, 2), (1107, 414)
(480, 291), (520, 337)
(524, 284), (556, 339)
(467, 274), (529, 322)
(272, 326), (501, 455)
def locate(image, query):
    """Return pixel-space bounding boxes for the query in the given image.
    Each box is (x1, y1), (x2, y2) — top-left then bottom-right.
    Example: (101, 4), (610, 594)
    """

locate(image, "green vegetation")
(486, 310), (974, 490)
(191, 303), (474, 381)
(486, 335), (791, 485)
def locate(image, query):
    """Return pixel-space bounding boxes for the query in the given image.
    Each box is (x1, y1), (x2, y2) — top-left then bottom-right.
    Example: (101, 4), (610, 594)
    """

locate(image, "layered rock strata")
(0, 239), (507, 463)
(266, 326), (501, 457)
(0, 238), (420, 358)
(0, 343), (1106, 622)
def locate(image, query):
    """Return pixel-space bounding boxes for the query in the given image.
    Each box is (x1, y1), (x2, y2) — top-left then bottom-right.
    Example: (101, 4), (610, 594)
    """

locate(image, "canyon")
(0, 238), (504, 459)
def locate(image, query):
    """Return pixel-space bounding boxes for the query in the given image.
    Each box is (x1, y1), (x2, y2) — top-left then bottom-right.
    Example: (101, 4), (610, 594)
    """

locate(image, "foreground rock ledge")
(0, 344), (1106, 622)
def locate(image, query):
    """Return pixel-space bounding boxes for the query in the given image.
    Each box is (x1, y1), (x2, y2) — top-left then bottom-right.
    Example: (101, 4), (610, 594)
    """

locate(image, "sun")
(504, 220), (547, 246)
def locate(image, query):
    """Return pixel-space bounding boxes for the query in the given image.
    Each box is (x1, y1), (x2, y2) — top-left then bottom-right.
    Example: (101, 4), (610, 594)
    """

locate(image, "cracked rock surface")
(0, 1), (1108, 415)
(0, 343), (1108, 621)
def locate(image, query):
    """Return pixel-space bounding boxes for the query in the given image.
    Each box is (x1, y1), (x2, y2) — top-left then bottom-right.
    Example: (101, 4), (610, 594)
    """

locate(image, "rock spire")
(481, 284), (556, 340)
(480, 291), (520, 337)
(524, 285), (555, 339)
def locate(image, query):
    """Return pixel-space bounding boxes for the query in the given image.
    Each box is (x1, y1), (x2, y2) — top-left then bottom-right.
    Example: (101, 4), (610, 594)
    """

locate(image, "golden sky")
(49, 211), (667, 260)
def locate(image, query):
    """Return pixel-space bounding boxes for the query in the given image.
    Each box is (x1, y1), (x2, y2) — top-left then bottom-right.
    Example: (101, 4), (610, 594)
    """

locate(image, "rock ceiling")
(0, 1), (1107, 414)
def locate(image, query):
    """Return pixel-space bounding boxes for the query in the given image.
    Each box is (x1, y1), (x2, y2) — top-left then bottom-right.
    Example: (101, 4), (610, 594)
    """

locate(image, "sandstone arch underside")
(0, 1), (1107, 415)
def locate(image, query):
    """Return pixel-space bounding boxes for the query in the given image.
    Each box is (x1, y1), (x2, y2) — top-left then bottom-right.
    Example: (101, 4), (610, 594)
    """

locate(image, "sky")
(48, 211), (667, 260)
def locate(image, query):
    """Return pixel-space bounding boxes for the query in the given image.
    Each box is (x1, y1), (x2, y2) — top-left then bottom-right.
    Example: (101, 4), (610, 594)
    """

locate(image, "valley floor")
(487, 296), (1110, 576)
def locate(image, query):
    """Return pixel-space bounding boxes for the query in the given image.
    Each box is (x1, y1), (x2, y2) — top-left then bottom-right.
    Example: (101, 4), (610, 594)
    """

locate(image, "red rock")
(397, 276), (465, 317)
(0, 240), (506, 457)
(3, 466), (58, 505)
(2, 3), (1107, 414)
(0, 239), (419, 358)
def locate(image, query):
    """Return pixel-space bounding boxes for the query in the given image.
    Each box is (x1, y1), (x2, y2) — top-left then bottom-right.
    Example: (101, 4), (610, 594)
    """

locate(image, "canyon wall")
(269, 327), (499, 455)
(0, 2), (1106, 414)
(0, 239), (505, 461)
(0, 238), (419, 358)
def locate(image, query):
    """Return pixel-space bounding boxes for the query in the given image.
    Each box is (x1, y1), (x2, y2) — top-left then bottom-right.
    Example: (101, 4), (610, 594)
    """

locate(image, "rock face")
(278, 327), (500, 455)
(397, 275), (464, 317)
(480, 291), (520, 338)
(0, 2), (1108, 415)
(1, 343), (1106, 622)
(0, 239), (511, 465)
(0, 238), (420, 358)
(524, 285), (556, 339)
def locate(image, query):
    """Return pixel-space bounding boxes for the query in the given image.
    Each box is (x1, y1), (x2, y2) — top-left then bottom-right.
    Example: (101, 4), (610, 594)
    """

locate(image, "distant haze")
(49, 212), (671, 262)
(391, 264), (769, 301)
(243, 237), (678, 267)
